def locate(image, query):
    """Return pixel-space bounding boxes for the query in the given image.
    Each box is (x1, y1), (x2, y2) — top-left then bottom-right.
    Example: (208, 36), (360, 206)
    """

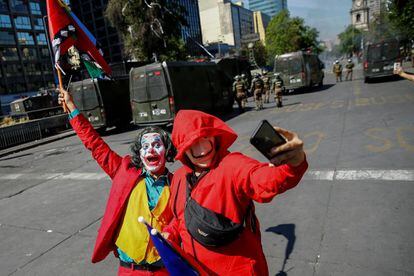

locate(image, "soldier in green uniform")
(333, 60), (343, 82)
(250, 73), (264, 110)
(271, 73), (284, 108)
(345, 59), (355, 81)
(262, 72), (271, 104)
(232, 75), (247, 113)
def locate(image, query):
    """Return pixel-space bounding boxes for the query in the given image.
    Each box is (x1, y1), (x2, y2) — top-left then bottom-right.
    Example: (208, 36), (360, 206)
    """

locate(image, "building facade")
(0, 0), (55, 96)
(70, 0), (203, 60)
(199, 0), (254, 51)
(350, 0), (386, 30)
(253, 11), (270, 45)
(171, 0), (203, 56)
(70, 0), (123, 63)
(248, 0), (287, 17)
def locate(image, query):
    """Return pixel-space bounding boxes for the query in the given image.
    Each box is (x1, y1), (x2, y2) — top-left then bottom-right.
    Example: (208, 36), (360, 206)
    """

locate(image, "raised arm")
(59, 89), (122, 179)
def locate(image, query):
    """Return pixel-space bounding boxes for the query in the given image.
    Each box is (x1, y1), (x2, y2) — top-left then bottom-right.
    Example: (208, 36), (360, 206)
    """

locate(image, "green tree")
(387, 0), (414, 39)
(105, 0), (187, 62)
(338, 25), (363, 56)
(265, 10), (321, 64)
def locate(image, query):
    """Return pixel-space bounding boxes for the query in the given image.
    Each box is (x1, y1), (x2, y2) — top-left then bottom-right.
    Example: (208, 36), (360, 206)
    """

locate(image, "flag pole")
(57, 67), (68, 113)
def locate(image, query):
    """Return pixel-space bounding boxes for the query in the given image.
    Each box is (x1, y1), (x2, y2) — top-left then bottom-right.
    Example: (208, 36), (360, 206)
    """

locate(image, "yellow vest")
(115, 178), (172, 264)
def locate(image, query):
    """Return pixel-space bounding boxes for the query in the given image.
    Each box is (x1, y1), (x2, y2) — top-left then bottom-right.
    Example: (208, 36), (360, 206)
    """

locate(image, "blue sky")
(243, 0), (352, 41)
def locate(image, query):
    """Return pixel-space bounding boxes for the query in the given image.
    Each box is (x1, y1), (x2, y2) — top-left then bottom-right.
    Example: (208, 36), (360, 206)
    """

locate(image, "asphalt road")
(1, 71), (413, 276)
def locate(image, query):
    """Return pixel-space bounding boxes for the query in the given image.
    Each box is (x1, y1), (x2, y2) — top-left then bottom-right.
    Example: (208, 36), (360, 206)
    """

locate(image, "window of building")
(14, 16), (31, 29)
(29, 2), (41, 15)
(0, 14), (11, 28)
(0, 47), (19, 61)
(36, 33), (46, 45)
(0, 31), (15, 44)
(17, 32), (34, 45)
(25, 63), (41, 76)
(356, 14), (361, 23)
(40, 47), (49, 59)
(5, 63), (23, 77)
(33, 17), (44, 30)
(21, 47), (37, 60)
(10, 0), (28, 13)
(0, 0), (9, 13)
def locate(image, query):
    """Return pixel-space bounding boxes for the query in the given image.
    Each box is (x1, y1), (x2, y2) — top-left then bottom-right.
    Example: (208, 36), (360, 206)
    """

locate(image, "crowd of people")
(58, 86), (308, 275)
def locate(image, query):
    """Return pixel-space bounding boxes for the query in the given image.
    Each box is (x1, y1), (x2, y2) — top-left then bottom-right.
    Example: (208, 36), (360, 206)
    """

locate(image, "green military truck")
(274, 51), (324, 92)
(69, 78), (131, 130)
(130, 61), (234, 126)
(363, 39), (402, 82)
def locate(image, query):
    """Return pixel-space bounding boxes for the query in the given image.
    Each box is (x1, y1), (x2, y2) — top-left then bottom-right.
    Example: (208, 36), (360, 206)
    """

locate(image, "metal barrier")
(0, 121), (42, 150)
(0, 114), (69, 150)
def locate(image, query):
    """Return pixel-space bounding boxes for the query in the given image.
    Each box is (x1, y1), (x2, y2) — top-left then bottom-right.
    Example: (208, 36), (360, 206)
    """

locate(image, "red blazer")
(70, 115), (169, 263)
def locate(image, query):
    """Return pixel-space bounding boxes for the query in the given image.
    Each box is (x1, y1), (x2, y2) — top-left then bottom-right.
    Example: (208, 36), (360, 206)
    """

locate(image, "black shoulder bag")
(184, 172), (251, 247)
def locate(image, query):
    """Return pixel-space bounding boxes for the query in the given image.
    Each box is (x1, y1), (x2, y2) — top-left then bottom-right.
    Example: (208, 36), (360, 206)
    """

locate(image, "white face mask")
(139, 133), (166, 175)
(185, 137), (216, 169)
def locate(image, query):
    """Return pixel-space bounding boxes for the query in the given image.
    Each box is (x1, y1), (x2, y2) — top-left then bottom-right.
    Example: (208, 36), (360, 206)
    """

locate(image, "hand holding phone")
(250, 120), (305, 166)
(250, 120), (287, 160)
(394, 62), (402, 75)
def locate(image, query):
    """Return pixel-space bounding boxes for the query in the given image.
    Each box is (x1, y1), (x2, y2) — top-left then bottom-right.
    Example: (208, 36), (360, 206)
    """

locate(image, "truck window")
(131, 70), (168, 102)
(367, 41), (399, 61)
(275, 57), (302, 74)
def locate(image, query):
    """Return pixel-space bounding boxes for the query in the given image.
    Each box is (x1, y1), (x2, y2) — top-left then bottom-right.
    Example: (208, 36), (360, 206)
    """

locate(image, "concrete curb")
(0, 130), (76, 159)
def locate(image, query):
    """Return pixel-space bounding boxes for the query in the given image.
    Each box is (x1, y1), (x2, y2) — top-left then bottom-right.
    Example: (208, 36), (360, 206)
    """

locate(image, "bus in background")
(363, 39), (402, 82)
(130, 61), (234, 126)
(274, 51), (324, 92)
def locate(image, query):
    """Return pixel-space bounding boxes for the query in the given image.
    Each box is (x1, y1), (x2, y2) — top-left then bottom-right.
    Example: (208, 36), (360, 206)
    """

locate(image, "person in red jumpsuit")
(163, 110), (308, 275)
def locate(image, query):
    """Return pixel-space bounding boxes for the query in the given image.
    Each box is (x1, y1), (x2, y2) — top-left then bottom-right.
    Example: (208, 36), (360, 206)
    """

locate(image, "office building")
(70, 0), (203, 60)
(199, 0), (254, 51)
(248, 0), (287, 17)
(0, 0), (55, 96)
(253, 11), (270, 45)
(170, 0), (203, 56)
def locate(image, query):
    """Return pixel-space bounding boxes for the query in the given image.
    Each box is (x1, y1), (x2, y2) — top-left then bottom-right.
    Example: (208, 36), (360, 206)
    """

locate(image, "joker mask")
(185, 136), (216, 169)
(139, 133), (166, 175)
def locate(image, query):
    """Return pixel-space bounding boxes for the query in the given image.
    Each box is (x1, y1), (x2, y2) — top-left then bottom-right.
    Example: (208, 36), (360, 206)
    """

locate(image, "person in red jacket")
(163, 110), (308, 275)
(59, 89), (176, 275)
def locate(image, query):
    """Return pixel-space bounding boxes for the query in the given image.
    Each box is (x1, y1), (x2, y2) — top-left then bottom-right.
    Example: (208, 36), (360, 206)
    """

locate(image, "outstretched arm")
(395, 67), (414, 82)
(59, 89), (122, 179)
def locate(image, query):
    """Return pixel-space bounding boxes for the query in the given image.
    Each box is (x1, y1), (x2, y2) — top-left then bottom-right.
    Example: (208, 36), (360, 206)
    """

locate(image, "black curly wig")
(130, 126), (176, 169)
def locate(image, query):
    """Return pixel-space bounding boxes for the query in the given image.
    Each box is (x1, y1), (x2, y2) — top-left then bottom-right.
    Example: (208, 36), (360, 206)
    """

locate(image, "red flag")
(46, 0), (111, 75)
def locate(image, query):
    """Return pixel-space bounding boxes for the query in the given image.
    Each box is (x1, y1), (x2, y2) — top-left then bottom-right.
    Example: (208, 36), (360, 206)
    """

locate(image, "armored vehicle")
(363, 39), (402, 82)
(274, 51), (324, 91)
(69, 78), (131, 130)
(130, 61), (234, 126)
(10, 93), (62, 120)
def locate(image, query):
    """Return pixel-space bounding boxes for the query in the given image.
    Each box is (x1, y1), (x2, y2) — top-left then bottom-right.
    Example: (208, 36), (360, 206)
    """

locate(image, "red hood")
(172, 110), (238, 166)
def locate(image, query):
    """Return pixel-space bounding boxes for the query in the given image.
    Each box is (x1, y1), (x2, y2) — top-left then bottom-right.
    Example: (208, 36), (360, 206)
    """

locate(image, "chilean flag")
(46, 0), (111, 75)
(138, 217), (209, 276)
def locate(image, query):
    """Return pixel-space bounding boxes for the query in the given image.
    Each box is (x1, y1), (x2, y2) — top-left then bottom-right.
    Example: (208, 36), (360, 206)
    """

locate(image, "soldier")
(333, 60), (343, 82)
(272, 73), (284, 108)
(250, 73), (264, 110)
(345, 59), (355, 81)
(240, 73), (249, 103)
(262, 72), (271, 103)
(232, 75), (247, 113)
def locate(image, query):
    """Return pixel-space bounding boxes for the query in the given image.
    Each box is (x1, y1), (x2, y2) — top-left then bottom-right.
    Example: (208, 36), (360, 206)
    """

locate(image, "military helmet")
(348, 59), (352, 62)
(241, 74), (245, 78)
(234, 75), (240, 80)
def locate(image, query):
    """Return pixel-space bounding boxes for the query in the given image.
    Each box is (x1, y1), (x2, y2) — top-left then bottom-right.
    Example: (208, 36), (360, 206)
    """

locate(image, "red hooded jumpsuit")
(164, 110), (308, 275)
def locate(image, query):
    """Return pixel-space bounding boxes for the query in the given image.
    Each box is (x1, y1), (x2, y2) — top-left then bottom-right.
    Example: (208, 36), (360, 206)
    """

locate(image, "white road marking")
(0, 170), (413, 181)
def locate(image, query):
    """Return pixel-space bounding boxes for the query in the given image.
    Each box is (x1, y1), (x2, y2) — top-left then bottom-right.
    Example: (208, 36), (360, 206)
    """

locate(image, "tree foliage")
(105, 0), (187, 62)
(388, 0), (414, 39)
(265, 10), (321, 63)
(338, 25), (363, 56)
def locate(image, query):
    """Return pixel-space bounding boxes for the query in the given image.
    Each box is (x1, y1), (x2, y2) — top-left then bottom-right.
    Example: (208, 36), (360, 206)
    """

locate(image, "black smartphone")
(250, 120), (287, 160)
